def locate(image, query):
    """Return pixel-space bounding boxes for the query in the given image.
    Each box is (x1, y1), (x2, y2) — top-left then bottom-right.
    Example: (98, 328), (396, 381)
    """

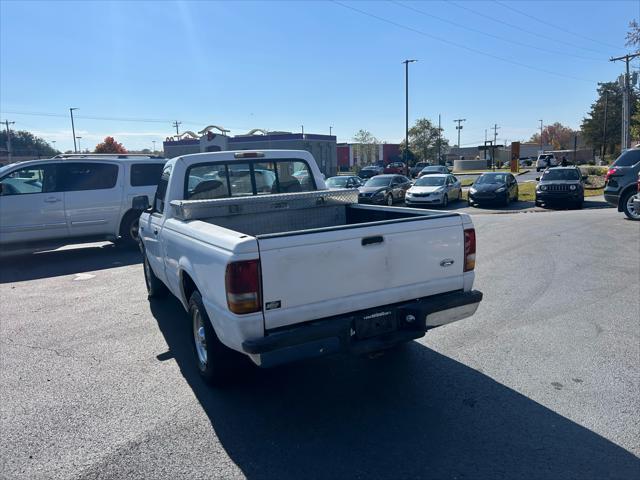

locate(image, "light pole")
(52, 140), (57, 152)
(4, 120), (15, 162)
(70, 108), (79, 153)
(76, 136), (82, 153)
(152, 140), (156, 153)
(329, 126), (333, 136)
(538, 119), (543, 152)
(402, 59), (417, 176)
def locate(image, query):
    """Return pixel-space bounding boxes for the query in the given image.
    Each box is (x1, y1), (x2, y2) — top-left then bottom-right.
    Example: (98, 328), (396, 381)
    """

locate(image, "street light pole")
(152, 140), (156, 153)
(70, 108), (78, 153)
(76, 136), (82, 153)
(538, 119), (543, 152)
(402, 59), (417, 177)
(329, 126), (333, 136)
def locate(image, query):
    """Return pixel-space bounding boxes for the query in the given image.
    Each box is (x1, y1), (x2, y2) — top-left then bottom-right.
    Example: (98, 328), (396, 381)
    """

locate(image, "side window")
(154, 165), (172, 214)
(0, 165), (57, 195)
(60, 163), (118, 191)
(130, 163), (165, 187)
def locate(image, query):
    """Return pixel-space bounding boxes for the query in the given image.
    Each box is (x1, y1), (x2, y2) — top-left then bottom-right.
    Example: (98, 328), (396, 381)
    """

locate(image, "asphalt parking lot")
(1, 208), (639, 479)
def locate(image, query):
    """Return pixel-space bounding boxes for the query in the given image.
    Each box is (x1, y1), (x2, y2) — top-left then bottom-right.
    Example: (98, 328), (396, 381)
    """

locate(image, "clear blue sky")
(1, 0), (638, 152)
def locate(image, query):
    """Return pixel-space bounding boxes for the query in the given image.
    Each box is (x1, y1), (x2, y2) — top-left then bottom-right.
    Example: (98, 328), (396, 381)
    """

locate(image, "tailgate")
(258, 215), (465, 330)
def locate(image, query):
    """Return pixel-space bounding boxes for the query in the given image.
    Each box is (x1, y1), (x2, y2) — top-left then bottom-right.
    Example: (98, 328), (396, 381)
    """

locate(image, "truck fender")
(177, 257), (198, 310)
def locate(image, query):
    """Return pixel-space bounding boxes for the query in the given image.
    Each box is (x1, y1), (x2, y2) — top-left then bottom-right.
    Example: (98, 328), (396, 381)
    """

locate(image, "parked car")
(468, 172), (519, 207)
(138, 149), (482, 385)
(535, 166), (585, 209)
(358, 165), (383, 179)
(325, 175), (363, 189)
(358, 174), (412, 206)
(409, 162), (430, 178)
(383, 162), (406, 174)
(536, 154), (559, 172)
(405, 174), (462, 208)
(603, 147), (640, 220)
(0, 154), (166, 253)
(418, 165), (450, 177)
(633, 174), (640, 218)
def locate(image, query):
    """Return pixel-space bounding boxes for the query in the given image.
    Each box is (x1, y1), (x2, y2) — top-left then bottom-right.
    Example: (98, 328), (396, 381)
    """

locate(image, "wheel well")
(119, 209), (141, 236)
(181, 271), (198, 305)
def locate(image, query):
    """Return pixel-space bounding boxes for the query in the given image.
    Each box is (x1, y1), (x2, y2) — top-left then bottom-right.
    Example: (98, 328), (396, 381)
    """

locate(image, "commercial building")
(163, 128), (337, 176)
(336, 143), (401, 171)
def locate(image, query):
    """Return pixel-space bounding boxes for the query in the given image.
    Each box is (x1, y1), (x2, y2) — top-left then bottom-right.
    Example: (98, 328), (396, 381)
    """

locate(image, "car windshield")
(326, 177), (348, 187)
(414, 176), (445, 186)
(364, 177), (391, 187)
(542, 169), (580, 180)
(476, 174), (507, 184)
(612, 149), (640, 167)
(422, 166), (442, 172)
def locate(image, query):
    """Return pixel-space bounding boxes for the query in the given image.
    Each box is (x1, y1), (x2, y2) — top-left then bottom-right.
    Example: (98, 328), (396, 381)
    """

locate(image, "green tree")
(626, 19), (640, 47)
(94, 136), (127, 154)
(401, 118), (449, 166)
(0, 130), (58, 158)
(529, 122), (576, 150)
(581, 81), (638, 157)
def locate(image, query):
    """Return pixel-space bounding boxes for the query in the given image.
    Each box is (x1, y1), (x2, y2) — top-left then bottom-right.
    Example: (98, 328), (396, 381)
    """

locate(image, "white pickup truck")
(139, 150), (482, 385)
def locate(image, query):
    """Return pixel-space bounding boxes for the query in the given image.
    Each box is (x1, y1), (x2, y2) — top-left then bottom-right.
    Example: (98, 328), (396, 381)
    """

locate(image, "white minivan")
(0, 154), (166, 252)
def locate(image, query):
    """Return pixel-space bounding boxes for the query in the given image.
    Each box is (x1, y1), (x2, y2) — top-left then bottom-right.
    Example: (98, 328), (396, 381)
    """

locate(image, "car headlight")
(496, 186), (506, 193)
(469, 187), (476, 194)
(569, 185), (577, 190)
(540, 185), (547, 191)
(406, 191), (413, 197)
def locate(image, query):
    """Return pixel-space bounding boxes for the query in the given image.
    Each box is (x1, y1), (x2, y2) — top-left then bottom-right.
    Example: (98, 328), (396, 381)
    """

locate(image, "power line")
(391, 1), (601, 62)
(492, 0), (620, 51)
(332, 1), (597, 83)
(448, 1), (609, 56)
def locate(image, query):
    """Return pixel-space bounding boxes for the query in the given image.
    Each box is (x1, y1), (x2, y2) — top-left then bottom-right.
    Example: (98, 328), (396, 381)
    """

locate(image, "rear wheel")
(189, 291), (244, 386)
(622, 191), (640, 220)
(118, 210), (142, 246)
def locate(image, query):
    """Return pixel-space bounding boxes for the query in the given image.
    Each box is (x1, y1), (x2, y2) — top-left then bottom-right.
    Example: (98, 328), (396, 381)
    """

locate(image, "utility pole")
(301, 125), (304, 136)
(329, 126), (333, 136)
(438, 114), (442, 165)
(70, 108), (78, 153)
(538, 119), (543, 152)
(52, 140), (57, 153)
(610, 52), (640, 151)
(4, 120), (15, 162)
(492, 123), (500, 171)
(454, 118), (466, 152)
(402, 59), (417, 176)
(172, 120), (182, 136)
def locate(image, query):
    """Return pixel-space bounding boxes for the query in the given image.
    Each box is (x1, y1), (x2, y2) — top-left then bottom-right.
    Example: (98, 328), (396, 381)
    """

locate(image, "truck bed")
(170, 189), (454, 237)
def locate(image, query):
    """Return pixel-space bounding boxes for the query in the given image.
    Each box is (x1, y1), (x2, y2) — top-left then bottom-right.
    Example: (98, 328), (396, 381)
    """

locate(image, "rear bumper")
(242, 290), (483, 368)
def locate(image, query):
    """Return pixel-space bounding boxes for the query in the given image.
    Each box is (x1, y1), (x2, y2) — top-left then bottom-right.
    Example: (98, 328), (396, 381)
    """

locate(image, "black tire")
(143, 251), (168, 299)
(574, 199), (584, 210)
(386, 194), (394, 206)
(118, 210), (142, 246)
(442, 194), (448, 208)
(189, 291), (245, 386)
(621, 190), (640, 220)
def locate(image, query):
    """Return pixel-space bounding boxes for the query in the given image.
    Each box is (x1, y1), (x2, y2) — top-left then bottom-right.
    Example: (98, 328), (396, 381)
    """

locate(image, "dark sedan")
(358, 174), (412, 206)
(468, 172), (519, 207)
(325, 175), (363, 189)
(358, 165), (383, 179)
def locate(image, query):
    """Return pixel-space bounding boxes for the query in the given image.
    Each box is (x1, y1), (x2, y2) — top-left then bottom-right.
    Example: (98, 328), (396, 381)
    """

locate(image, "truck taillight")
(225, 260), (262, 314)
(464, 228), (476, 272)
(605, 167), (619, 182)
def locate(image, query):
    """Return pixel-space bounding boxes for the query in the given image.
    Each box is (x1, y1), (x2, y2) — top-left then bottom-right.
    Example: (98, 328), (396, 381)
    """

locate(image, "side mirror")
(535, 177), (541, 181)
(132, 195), (150, 211)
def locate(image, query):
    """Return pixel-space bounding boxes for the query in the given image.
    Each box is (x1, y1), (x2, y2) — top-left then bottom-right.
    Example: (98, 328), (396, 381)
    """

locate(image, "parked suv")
(535, 166), (585, 209)
(603, 147), (640, 220)
(0, 154), (166, 252)
(536, 154), (559, 172)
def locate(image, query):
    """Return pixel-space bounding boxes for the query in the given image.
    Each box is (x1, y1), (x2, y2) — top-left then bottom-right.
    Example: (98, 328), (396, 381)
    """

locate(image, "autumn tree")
(529, 122), (577, 150)
(94, 136), (127, 154)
